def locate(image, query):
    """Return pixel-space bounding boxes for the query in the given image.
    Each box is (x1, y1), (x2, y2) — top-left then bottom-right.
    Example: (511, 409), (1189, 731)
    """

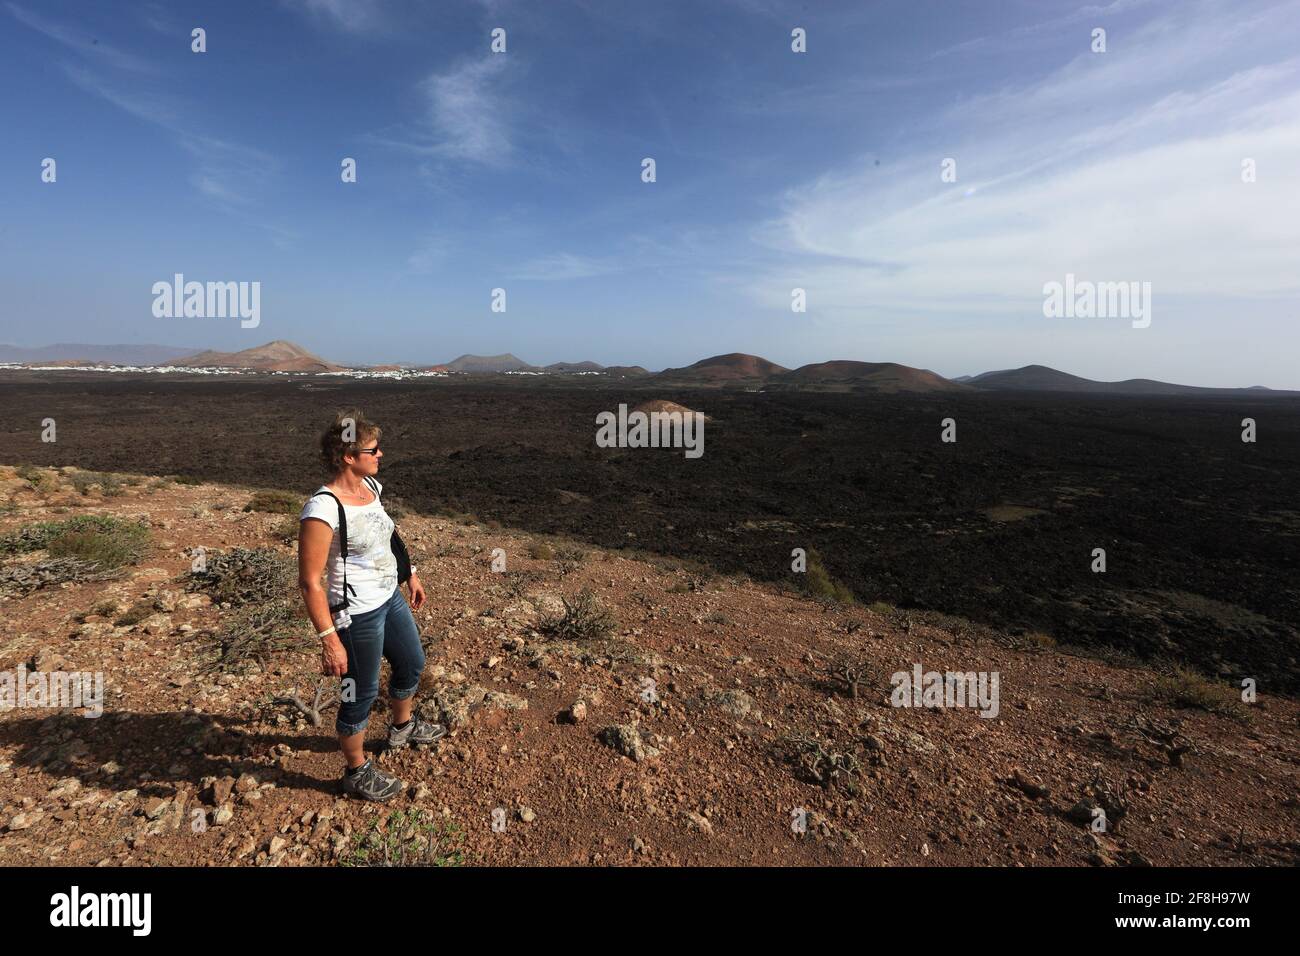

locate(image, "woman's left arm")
(407, 570), (425, 610)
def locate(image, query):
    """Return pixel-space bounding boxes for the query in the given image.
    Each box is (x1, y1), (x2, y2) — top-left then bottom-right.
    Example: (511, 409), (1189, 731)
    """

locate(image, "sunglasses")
(356, 445), (381, 456)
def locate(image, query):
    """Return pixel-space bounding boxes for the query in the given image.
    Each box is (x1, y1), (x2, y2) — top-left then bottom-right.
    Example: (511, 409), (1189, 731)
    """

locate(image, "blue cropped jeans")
(335, 588), (425, 736)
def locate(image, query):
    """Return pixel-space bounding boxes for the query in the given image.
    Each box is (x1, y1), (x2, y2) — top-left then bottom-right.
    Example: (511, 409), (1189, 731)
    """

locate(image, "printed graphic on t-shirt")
(298, 483), (399, 615)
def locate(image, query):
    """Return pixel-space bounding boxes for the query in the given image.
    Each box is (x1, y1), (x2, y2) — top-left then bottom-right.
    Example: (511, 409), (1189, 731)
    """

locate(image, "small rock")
(598, 723), (660, 762)
(1009, 770), (1050, 799)
(518, 806), (536, 823)
(7, 811), (43, 831)
(684, 811), (713, 834)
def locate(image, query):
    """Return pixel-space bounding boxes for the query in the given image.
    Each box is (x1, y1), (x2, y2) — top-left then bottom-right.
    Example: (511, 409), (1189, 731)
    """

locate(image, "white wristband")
(317, 625), (337, 639)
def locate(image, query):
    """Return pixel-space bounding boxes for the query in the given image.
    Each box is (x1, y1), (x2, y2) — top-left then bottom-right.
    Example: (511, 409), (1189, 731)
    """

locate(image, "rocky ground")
(0, 463), (1296, 867)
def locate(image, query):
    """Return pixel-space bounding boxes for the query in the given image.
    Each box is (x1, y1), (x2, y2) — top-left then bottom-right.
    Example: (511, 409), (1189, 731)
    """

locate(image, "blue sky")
(1, 0), (1297, 386)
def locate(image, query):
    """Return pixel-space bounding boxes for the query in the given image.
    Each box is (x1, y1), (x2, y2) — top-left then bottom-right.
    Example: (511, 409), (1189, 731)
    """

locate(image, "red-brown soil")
(0, 465), (1295, 867)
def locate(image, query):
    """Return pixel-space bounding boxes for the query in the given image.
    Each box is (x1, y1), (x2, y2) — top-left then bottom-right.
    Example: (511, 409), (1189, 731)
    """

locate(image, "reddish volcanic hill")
(631, 399), (709, 420)
(656, 353), (789, 383)
(780, 360), (965, 392)
(169, 340), (343, 373)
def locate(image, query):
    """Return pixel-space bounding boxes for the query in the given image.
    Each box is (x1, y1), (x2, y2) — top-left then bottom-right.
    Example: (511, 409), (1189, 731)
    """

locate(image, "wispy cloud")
(418, 57), (514, 166)
(734, 2), (1300, 320)
(289, 0), (387, 33)
(13, 4), (285, 231)
(406, 234), (453, 274)
(507, 252), (621, 281)
(930, 0), (1159, 59)
(6, 1), (156, 72)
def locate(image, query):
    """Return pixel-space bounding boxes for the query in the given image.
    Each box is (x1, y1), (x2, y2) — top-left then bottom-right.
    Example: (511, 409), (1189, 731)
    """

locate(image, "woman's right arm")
(299, 517), (349, 676)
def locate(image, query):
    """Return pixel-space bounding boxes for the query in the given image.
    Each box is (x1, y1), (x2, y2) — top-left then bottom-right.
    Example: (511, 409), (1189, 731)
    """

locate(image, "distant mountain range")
(3, 342), (1294, 394)
(169, 340), (344, 373)
(953, 364), (1287, 396)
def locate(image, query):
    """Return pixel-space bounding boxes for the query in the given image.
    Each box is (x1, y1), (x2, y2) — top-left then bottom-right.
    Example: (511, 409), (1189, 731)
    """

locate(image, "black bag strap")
(311, 489), (356, 608)
(363, 476), (412, 585)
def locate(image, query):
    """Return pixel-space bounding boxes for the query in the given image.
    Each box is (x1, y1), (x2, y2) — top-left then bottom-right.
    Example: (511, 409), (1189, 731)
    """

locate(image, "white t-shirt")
(299, 478), (399, 616)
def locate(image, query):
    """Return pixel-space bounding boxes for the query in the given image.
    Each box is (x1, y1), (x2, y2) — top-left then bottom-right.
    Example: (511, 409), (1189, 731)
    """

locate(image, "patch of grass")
(48, 520), (149, 569)
(16, 464), (58, 493)
(496, 569), (543, 599)
(867, 601), (895, 616)
(1, 515), (150, 568)
(554, 544), (587, 562)
(1024, 631), (1058, 650)
(342, 808), (466, 867)
(1153, 667), (1243, 715)
(538, 587), (617, 642)
(69, 470), (125, 496)
(146, 477), (173, 492)
(174, 474), (204, 486)
(804, 549), (855, 604)
(527, 542), (555, 560)
(244, 489), (302, 514)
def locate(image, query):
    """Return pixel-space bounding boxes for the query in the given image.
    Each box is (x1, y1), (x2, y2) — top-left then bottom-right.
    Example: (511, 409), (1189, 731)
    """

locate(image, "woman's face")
(345, 431), (382, 476)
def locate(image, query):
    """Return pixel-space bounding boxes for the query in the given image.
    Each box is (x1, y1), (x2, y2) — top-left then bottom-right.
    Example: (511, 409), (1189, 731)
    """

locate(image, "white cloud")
(418, 57), (513, 166)
(291, 0), (386, 33)
(739, 6), (1300, 321)
(507, 252), (620, 281)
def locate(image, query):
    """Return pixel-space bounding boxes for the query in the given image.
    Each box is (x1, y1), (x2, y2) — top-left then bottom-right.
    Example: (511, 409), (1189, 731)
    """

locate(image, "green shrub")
(528, 542), (555, 561)
(16, 464), (57, 492)
(343, 808), (465, 867)
(244, 490), (302, 514)
(804, 549), (855, 604)
(1153, 667), (1242, 715)
(69, 470), (124, 496)
(538, 587), (617, 642)
(2, 515), (149, 568)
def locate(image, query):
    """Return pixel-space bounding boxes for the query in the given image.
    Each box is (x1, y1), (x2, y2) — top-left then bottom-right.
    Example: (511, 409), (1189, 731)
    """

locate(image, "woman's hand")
(321, 634), (349, 677)
(407, 573), (426, 611)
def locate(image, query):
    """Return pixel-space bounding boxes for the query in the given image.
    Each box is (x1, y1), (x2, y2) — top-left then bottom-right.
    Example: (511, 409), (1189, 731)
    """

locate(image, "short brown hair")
(319, 409), (382, 475)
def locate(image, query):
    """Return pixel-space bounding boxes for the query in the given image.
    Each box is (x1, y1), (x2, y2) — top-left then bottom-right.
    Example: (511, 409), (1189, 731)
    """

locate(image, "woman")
(298, 409), (445, 802)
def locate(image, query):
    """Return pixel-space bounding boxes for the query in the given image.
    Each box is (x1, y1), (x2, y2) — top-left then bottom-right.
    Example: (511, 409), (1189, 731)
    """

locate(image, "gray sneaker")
(387, 717), (447, 751)
(341, 759), (403, 802)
